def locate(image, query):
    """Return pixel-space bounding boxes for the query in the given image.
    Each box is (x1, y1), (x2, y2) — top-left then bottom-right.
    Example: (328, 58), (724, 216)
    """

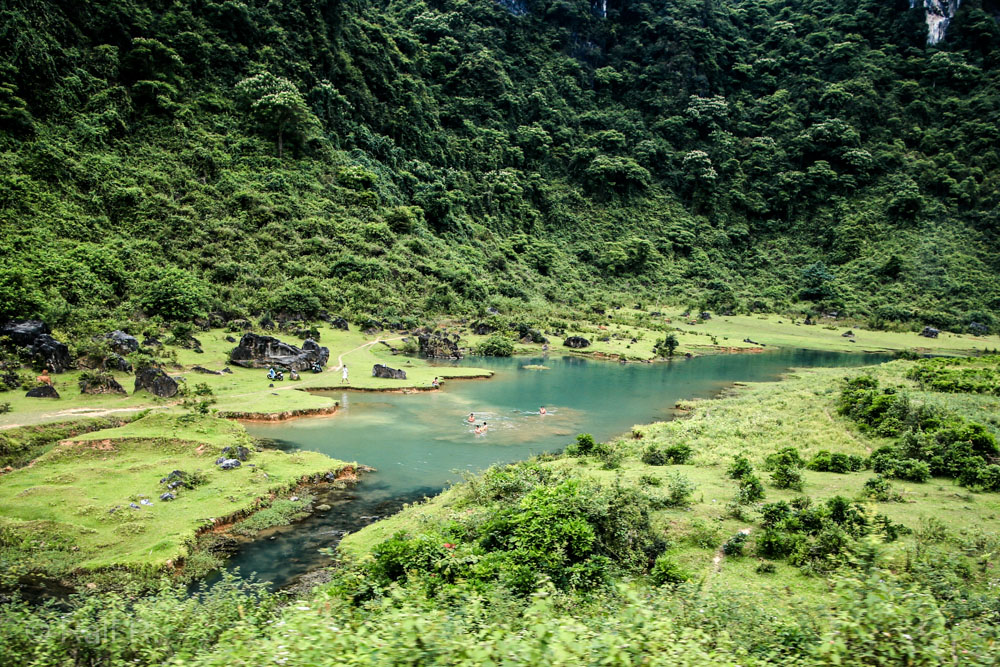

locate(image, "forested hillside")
(1, 0), (998, 332)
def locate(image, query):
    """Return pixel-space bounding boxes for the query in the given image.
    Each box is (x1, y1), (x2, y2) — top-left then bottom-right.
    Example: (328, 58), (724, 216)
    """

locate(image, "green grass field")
(0, 413), (347, 581)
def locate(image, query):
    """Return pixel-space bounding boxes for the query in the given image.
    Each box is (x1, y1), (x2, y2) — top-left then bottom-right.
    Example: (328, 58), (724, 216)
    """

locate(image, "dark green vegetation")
(2, 0), (1000, 334)
(907, 354), (1000, 395)
(839, 370), (1000, 490)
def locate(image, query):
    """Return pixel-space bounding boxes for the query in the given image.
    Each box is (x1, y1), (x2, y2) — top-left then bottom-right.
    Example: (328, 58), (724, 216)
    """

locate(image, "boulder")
(0, 320), (49, 346)
(372, 364), (407, 380)
(417, 332), (462, 359)
(134, 367), (179, 398)
(29, 334), (71, 373)
(160, 470), (196, 489)
(142, 335), (163, 348)
(26, 384), (60, 399)
(217, 458), (241, 470)
(920, 326), (940, 338)
(473, 322), (495, 336)
(700, 311), (712, 320)
(225, 335), (237, 343)
(160, 493), (175, 501)
(330, 317), (349, 331)
(228, 333), (329, 371)
(102, 354), (132, 373)
(969, 322), (988, 336)
(192, 366), (224, 375)
(104, 330), (139, 355)
(563, 336), (591, 349)
(79, 374), (127, 395)
(221, 445), (251, 461)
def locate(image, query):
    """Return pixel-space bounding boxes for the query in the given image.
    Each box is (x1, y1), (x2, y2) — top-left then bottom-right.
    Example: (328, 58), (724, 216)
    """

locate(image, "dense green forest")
(1, 0), (999, 333)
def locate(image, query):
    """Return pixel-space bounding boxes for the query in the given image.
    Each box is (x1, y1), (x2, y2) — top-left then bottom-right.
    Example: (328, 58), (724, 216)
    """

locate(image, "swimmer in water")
(468, 412), (475, 423)
(539, 406), (547, 415)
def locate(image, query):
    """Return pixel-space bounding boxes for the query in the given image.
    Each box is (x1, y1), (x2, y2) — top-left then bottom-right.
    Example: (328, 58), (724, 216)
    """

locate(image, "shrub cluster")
(806, 450), (865, 474)
(640, 442), (692, 466)
(755, 496), (910, 570)
(906, 356), (1000, 396)
(839, 375), (1000, 490)
(368, 465), (668, 597)
(765, 447), (805, 491)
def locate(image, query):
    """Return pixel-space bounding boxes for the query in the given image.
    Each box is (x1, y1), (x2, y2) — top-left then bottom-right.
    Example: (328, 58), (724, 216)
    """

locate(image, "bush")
(139, 267), (208, 321)
(722, 531), (749, 557)
(862, 476), (903, 502)
(765, 447), (805, 471)
(727, 455), (753, 479)
(736, 473), (765, 504)
(641, 442), (692, 465)
(650, 553), (690, 586)
(566, 433), (596, 456)
(770, 464), (803, 491)
(808, 450), (864, 473)
(475, 334), (514, 357)
(637, 473), (662, 487)
(664, 471), (696, 507)
(895, 458), (931, 483)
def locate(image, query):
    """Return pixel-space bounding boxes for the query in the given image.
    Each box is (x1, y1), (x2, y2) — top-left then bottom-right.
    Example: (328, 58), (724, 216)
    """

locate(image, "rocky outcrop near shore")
(229, 333), (330, 371)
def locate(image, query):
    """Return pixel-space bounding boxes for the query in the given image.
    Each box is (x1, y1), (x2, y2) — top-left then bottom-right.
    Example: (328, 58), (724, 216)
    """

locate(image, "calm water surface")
(230, 350), (889, 588)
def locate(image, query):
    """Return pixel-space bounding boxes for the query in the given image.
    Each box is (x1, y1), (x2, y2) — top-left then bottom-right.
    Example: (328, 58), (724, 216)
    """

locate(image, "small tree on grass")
(654, 333), (679, 357)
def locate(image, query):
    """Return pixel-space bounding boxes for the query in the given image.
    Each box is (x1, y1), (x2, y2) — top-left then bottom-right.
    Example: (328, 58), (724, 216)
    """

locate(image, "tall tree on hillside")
(236, 71), (320, 158)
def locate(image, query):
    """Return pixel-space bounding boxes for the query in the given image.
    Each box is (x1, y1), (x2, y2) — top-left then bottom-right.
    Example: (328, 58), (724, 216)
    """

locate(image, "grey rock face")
(229, 333), (329, 371)
(563, 336), (591, 349)
(26, 384), (60, 398)
(105, 330), (139, 355)
(0, 320), (49, 346)
(372, 364), (407, 379)
(134, 367), (179, 398)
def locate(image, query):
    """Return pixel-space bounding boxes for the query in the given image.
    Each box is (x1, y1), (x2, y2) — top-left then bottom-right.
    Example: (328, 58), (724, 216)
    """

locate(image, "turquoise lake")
(231, 349), (890, 588)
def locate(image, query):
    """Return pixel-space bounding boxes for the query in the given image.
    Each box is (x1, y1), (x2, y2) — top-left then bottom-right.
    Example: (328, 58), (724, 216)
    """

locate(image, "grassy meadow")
(0, 413), (347, 584)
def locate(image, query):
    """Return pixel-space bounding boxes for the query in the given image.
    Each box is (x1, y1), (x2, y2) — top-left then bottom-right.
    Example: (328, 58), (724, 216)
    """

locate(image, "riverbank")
(0, 413), (352, 592)
(3, 314), (995, 431)
(338, 355), (1000, 606)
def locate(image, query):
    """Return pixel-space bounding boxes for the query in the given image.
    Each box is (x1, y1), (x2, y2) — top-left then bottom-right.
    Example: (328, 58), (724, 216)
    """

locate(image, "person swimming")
(475, 422), (488, 434)
(467, 412), (475, 423)
(539, 406), (547, 415)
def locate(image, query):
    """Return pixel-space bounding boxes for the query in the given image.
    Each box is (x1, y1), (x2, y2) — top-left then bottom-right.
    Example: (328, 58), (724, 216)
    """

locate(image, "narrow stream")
(229, 350), (891, 588)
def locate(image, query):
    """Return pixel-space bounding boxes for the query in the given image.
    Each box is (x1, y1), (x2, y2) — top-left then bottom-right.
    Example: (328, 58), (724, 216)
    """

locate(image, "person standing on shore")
(342, 364), (349, 384)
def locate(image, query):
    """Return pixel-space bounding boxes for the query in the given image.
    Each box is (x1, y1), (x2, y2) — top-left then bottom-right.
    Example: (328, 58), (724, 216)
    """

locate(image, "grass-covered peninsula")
(0, 412), (351, 591)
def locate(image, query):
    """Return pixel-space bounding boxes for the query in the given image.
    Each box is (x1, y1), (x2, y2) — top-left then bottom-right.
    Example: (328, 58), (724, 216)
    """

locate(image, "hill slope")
(1, 0), (998, 331)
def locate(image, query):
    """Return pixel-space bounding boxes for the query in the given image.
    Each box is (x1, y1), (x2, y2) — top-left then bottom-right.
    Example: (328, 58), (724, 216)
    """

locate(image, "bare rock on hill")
(372, 364), (407, 380)
(134, 367), (179, 398)
(330, 317), (350, 331)
(0, 320), (49, 346)
(920, 326), (940, 338)
(29, 334), (71, 373)
(104, 330), (139, 355)
(229, 333), (329, 371)
(418, 331), (462, 359)
(102, 354), (133, 373)
(563, 336), (591, 349)
(26, 384), (60, 398)
(79, 373), (127, 395)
